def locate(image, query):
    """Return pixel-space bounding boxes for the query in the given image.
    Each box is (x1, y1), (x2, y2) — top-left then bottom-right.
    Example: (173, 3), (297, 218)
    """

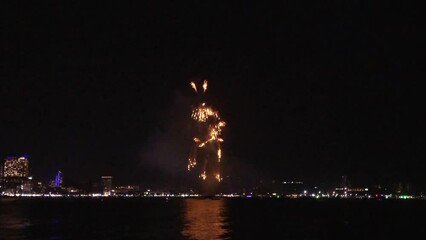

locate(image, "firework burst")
(188, 80), (225, 182)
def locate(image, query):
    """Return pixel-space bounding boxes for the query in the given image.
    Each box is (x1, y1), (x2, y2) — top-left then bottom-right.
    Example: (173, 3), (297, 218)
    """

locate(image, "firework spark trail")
(203, 80), (208, 93)
(190, 82), (198, 93)
(188, 80), (225, 182)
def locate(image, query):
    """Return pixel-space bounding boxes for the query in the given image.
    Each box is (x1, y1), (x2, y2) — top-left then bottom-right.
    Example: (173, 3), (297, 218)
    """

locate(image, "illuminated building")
(55, 171), (63, 187)
(21, 178), (32, 192)
(114, 185), (140, 195)
(0, 165), (3, 189)
(2, 155), (31, 193)
(101, 176), (113, 196)
(281, 181), (305, 196)
(4, 156), (29, 177)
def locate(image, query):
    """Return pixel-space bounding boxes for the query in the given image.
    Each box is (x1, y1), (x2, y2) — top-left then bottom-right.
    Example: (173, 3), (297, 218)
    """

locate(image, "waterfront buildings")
(1, 155), (32, 193)
(101, 176), (113, 196)
(4, 156), (29, 177)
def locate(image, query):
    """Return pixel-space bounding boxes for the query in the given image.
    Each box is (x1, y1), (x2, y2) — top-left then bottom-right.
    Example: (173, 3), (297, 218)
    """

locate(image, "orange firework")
(188, 80), (225, 182)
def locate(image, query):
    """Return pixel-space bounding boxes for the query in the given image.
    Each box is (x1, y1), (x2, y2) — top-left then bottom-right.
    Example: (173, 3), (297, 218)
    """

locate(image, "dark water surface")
(1, 198), (425, 239)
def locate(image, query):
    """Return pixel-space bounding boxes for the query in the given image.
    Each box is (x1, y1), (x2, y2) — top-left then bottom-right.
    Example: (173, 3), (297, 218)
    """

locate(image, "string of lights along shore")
(188, 80), (226, 182)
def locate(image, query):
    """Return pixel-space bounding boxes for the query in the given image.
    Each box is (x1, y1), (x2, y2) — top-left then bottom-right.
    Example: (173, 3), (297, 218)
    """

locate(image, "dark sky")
(1, 2), (424, 188)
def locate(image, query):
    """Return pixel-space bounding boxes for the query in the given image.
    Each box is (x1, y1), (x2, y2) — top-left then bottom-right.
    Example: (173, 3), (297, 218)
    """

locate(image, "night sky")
(2, 2), (424, 189)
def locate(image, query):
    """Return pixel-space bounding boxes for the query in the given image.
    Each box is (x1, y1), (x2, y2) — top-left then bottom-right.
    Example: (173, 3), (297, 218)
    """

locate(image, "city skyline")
(2, 2), (424, 189)
(0, 152), (422, 198)
(0, 154), (422, 195)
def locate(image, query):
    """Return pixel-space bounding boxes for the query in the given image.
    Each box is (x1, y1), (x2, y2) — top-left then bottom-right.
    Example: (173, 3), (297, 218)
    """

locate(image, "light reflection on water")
(182, 198), (229, 240)
(1, 198), (423, 239)
(0, 199), (31, 239)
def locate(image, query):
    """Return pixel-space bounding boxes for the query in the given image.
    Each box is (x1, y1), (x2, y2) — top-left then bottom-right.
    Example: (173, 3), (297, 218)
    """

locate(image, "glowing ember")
(188, 80), (225, 182)
(203, 80), (208, 93)
(190, 82), (197, 93)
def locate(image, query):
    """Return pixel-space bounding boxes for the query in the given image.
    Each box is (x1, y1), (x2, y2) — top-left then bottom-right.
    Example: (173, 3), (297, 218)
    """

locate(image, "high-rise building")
(101, 176), (113, 196)
(4, 156), (29, 177)
(0, 165), (3, 189)
(2, 155), (31, 193)
(55, 171), (63, 187)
